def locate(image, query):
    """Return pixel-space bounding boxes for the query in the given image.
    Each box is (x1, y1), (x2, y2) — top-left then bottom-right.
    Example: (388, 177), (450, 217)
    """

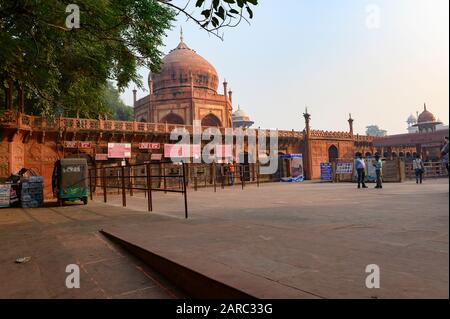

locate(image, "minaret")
(223, 79), (228, 99)
(148, 73), (154, 95)
(348, 113), (354, 135)
(303, 107), (311, 136)
(132, 88), (137, 107)
(303, 107), (312, 180)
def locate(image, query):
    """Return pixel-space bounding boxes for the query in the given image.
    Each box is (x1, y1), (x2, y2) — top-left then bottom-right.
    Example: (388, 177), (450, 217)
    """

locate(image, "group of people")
(354, 136), (450, 189)
(355, 154), (383, 189)
(221, 161), (236, 186)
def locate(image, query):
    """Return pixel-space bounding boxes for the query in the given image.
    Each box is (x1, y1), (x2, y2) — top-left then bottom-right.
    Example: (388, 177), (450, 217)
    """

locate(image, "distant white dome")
(232, 106), (254, 128)
(233, 108), (249, 119)
(407, 113), (417, 124)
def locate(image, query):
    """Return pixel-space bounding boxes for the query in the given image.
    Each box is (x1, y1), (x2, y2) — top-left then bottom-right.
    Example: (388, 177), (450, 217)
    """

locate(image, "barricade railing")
(405, 161), (448, 179)
(88, 161), (188, 218)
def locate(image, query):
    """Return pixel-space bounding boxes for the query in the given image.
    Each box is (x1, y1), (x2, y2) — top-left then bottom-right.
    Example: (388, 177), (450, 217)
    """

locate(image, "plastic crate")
(21, 200), (42, 208)
(27, 176), (44, 183)
(21, 187), (43, 195)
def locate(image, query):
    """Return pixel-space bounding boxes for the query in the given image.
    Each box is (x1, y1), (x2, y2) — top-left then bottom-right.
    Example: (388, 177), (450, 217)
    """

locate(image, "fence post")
(121, 166), (126, 207)
(146, 163), (152, 212)
(89, 169), (93, 200)
(163, 162), (167, 193)
(94, 167), (97, 196)
(221, 164), (225, 189)
(241, 165), (245, 190)
(213, 162), (217, 193)
(129, 166), (133, 196)
(257, 161), (260, 187)
(102, 167), (107, 203)
(182, 161), (188, 219)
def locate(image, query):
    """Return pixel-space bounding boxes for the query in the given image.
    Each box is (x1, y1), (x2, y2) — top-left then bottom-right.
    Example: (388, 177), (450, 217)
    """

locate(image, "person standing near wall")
(355, 154), (368, 189)
(373, 154), (383, 189)
(413, 154), (425, 184)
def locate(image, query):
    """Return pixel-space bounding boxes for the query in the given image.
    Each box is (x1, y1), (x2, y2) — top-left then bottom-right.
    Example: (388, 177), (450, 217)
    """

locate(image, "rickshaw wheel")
(82, 197), (88, 205)
(58, 199), (63, 207)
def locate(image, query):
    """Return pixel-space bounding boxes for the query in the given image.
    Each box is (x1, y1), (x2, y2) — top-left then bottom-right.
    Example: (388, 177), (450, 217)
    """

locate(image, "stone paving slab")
(0, 179), (448, 298)
(100, 179), (449, 299)
(0, 202), (183, 299)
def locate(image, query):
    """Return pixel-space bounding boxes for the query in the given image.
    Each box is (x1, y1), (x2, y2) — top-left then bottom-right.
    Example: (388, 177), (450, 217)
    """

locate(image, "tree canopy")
(0, 0), (258, 118)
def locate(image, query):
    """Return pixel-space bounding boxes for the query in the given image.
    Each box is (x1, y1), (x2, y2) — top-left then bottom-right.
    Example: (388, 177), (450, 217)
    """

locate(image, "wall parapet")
(0, 111), (303, 140)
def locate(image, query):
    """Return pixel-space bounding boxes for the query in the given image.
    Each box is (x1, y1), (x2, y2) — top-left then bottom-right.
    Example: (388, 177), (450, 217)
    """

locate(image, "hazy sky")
(120, 0), (449, 135)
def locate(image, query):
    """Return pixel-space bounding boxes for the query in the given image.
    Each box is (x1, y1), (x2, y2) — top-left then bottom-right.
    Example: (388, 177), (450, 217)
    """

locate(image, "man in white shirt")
(355, 154), (368, 189)
(412, 154), (424, 184)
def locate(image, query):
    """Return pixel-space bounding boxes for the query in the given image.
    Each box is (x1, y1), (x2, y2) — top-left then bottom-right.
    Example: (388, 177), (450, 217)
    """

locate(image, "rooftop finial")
(424, 103), (427, 111)
(180, 27), (184, 43)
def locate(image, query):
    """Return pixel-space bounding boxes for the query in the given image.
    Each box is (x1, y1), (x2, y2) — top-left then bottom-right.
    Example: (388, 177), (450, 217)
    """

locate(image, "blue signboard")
(320, 163), (333, 181)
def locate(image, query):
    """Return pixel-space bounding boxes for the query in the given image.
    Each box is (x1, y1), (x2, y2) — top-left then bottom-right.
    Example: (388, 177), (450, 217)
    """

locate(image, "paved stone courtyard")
(0, 179), (448, 298)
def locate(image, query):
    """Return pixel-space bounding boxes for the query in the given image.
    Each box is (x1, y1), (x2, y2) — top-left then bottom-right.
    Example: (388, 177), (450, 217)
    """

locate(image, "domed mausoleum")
(134, 31), (233, 127)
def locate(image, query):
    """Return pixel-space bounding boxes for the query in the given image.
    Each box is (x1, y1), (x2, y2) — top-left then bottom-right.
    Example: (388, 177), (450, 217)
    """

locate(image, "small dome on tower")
(417, 104), (436, 123)
(232, 106), (254, 128)
(407, 113), (417, 124)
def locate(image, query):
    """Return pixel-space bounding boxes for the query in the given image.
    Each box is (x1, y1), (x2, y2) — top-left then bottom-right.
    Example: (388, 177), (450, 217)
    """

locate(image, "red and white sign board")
(95, 154), (108, 161)
(78, 142), (92, 149)
(108, 143), (131, 158)
(151, 153), (163, 161)
(139, 143), (161, 150)
(164, 144), (201, 158)
(63, 141), (92, 149)
(63, 141), (78, 149)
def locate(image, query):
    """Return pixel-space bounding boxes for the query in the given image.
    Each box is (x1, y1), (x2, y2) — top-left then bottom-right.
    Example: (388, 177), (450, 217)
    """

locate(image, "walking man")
(355, 154), (368, 189)
(413, 154), (425, 184)
(373, 154), (383, 189)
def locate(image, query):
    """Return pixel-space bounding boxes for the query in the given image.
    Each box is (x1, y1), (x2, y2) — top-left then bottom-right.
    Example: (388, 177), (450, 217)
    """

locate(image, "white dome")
(407, 114), (417, 124)
(233, 108), (249, 119)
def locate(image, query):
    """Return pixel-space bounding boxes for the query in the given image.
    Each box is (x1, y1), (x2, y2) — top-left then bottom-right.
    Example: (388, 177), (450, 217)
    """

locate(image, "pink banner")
(164, 144), (201, 158)
(108, 143), (131, 158)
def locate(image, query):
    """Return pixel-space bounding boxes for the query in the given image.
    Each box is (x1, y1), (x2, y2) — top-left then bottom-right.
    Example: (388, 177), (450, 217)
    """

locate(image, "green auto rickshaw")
(52, 158), (89, 206)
